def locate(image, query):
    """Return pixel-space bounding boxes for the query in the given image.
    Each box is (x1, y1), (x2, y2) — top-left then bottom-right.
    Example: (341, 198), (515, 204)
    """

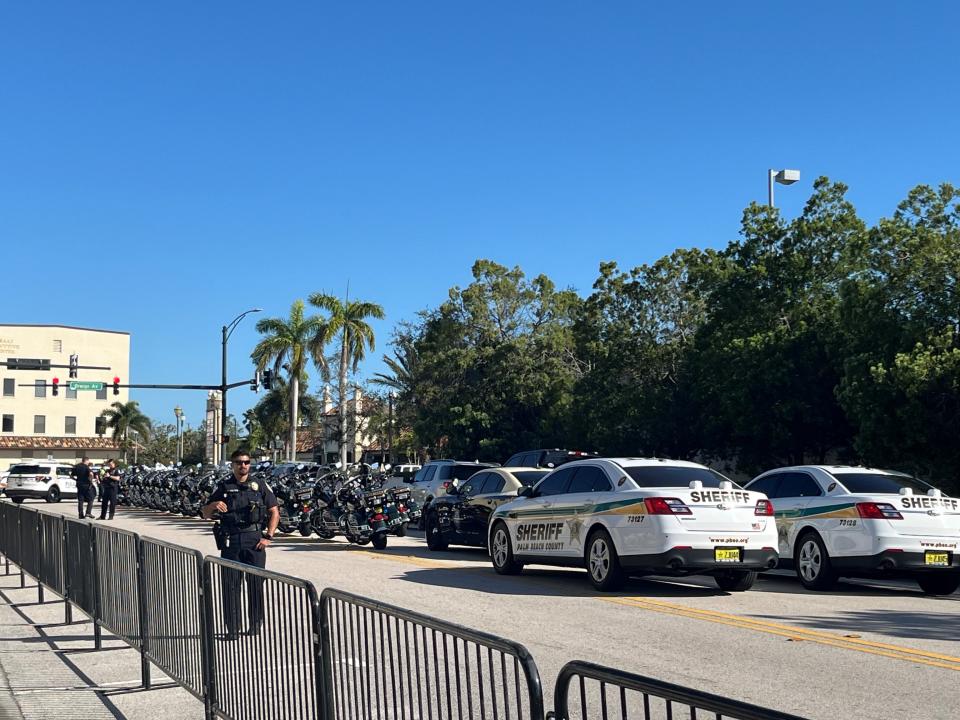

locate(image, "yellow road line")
(603, 597), (960, 672)
(362, 552), (457, 569)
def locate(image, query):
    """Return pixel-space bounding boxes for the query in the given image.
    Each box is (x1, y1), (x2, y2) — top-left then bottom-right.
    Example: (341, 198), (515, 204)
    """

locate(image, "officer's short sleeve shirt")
(259, 482), (279, 509)
(208, 483), (227, 504)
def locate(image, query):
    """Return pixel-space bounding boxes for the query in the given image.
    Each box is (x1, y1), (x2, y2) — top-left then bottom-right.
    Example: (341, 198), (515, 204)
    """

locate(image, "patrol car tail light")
(856, 502), (903, 520)
(644, 497), (692, 515)
(754, 499), (774, 516)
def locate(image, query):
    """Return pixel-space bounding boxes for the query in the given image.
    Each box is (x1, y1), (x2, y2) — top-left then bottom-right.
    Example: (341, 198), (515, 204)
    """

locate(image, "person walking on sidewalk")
(72, 457), (95, 519)
(98, 459), (121, 520)
(201, 448), (279, 639)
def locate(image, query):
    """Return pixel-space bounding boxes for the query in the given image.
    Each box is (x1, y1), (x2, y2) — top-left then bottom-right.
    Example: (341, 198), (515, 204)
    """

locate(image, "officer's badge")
(250, 482), (259, 491)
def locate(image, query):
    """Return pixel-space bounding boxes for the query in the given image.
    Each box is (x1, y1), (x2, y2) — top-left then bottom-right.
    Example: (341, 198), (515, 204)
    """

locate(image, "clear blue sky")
(3, 3), (957, 431)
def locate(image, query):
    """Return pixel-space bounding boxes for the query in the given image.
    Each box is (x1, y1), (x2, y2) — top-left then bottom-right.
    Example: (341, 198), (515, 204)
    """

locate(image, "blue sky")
(3, 3), (957, 431)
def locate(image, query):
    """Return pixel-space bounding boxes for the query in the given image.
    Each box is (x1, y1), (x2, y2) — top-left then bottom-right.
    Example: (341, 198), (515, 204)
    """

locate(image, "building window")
(34, 415), (45, 434)
(35, 380), (46, 398)
(65, 416), (77, 434)
(96, 387), (107, 400)
(53, 339), (62, 353)
(2, 378), (13, 397)
(1, 415), (12, 432)
(66, 386), (77, 399)
(95, 416), (107, 436)
(21, 450), (34, 458)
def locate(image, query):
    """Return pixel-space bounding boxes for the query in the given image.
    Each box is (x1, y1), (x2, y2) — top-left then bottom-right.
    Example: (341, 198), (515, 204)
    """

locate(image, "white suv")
(5, 462), (77, 504)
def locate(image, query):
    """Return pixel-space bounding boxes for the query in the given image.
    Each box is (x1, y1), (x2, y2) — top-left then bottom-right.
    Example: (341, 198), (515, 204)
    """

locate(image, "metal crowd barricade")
(549, 660), (807, 720)
(64, 517), (100, 643)
(37, 511), (71, 620)
(203, 556), (322, 720)
(0, 502), (21, 576)
(140, 538), (206, 705)
(17, 508), (42, 600)
(319, 587), (545, 720)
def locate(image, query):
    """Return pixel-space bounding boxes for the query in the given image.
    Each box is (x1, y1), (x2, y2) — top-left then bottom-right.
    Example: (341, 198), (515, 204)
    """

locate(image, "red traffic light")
(52, 377), (59, 384)
(113, 377), (120, 384)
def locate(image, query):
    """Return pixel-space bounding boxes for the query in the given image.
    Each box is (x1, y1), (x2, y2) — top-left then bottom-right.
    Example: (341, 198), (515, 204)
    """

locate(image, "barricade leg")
(200, 562), (217, 720)
(38, 584), (44, 604)
(136, 542), (151, 690)
(65, 601), (73, 624)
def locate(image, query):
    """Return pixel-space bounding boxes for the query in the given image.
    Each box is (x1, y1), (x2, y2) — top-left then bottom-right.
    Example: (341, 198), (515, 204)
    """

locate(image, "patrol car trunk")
(674, 487), (768, 533)
(883, 491), (960, 538)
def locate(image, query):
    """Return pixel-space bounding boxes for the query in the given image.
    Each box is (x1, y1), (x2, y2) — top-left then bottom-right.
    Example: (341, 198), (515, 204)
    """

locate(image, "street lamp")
(387, 391), (396, 465)
(221, 308), (262, 463)
(173, 406), (183, 463)
(768, 168), (800, 208)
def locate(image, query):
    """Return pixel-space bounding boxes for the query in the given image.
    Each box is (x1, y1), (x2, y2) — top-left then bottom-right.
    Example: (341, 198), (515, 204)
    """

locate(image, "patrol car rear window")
(835, 473), (934, 494)
(513, 470), (550, 486)
(9, 465), (50, 475)
(623, 467), (738, 488)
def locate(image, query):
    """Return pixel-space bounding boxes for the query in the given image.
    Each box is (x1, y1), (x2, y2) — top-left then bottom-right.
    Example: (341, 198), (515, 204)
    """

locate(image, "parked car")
(5, 462), (78, 504)
(488, 458), (779, 591)
(409, 460), (499, 523)
(379, 464), (422, 492)
(745, 465), (960, 595)
(425, 467), (551, 550)
(502, 448), (598, 469)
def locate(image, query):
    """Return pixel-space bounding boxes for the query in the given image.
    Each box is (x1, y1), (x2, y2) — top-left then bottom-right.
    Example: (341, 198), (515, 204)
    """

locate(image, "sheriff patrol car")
(744, 466), (960, 595)
(487, 458), (779, 591)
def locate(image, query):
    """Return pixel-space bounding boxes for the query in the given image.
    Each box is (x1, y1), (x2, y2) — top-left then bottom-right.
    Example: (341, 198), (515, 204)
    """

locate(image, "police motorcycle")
(272, 464), (316, 536)
(308, 472), (347, 540)
(335, 473), (392, 550)
(363, 467), (417, 537)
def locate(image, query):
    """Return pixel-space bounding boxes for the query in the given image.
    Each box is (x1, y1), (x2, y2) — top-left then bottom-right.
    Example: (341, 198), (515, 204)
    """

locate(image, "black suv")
(502, 448), (599, 469)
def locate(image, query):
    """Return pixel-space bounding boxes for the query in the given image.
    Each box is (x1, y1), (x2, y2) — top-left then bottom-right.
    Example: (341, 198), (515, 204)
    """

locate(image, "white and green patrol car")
(744, 466), (960, 595)
(487, 458), (779, 592)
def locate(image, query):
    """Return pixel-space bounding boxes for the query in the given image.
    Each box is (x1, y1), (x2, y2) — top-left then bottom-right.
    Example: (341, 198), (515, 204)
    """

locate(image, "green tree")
(251, 300), (326, 461)
(308, 291), (385, 467)
(140, 423), (176, 465)
(407, 260), (581, 460)
(835, 183), (960, 490)
(99, 401), (152, 463)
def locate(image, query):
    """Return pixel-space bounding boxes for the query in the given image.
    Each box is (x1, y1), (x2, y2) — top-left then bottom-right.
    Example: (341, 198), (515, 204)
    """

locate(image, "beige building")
(0, 324), (129, 469)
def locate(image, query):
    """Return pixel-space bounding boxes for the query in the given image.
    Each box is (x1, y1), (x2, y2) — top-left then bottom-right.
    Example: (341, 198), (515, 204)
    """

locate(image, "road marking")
(603, 597), (960, 672)
(362, 552), (457, 569)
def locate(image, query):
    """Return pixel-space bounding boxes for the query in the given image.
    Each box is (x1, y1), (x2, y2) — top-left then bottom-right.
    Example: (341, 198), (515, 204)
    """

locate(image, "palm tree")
(370, 332), (418, 396)
(308, 291), (385, 467)
(100, 401), (152, 463)
(251, 300), (326, 460)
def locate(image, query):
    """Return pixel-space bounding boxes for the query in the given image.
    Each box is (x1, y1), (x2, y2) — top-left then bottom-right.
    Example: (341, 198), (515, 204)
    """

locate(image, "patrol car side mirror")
(518, 486), (535, 498)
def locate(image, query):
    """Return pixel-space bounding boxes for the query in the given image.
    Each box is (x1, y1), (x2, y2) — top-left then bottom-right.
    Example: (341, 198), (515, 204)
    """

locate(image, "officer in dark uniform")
(201, 449), (279, 639)
(98, 459), (121, 520)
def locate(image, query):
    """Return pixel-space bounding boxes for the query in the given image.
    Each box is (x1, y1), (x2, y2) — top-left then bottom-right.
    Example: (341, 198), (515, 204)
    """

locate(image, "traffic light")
(51, 377), (59, 396)
(262, 369), (273, 390)
(250, 370), (261, 392)
(113, 377), (120, 396)
(69, 354), (79, 379)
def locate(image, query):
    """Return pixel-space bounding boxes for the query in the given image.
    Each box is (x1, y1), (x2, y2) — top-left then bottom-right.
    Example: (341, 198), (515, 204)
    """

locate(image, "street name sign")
(69, 381), (104, 391)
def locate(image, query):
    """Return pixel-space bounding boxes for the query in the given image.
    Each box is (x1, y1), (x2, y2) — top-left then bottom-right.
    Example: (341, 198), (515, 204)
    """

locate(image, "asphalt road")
(22, 500), (960, 720)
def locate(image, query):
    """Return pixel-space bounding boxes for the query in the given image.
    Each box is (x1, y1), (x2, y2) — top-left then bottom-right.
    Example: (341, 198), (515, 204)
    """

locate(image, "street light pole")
(387, 391), (395, 465)
(220, 308), (262, 463)
(768, 168), (801, 208)
(174, 406), (182, 463)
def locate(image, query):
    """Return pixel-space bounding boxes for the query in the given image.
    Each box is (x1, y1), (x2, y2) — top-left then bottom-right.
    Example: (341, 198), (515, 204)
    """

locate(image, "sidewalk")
(0, 570), (204, 720)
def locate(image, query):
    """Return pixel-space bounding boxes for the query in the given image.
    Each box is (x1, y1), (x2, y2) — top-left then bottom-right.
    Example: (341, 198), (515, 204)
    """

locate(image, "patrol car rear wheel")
(916, 573), (960, 596)
(425, 512), (448, 551)
(795, 532), (837, 590)
(585, 529), (624, 591)
(45, 486), (61, 503)
(491, 522), (522, 575)
(714, 570), (757, 592)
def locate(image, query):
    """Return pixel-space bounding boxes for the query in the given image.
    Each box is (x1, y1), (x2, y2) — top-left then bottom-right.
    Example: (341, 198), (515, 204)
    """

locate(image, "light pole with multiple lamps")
(768, 168), (800, 208)
(220, 308), (262, 463)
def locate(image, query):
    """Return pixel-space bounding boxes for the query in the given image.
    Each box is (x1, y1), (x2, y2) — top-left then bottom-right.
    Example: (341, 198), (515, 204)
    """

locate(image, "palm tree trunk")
(339, 332), (349, 468)
(289, 374), (299, 462)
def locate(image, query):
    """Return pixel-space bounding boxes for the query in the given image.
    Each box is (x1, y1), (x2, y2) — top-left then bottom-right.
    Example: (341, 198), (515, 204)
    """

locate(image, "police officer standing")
(98, 459), (121, 520)
(72, 456), (95, 519)
(201, 449), (279, 638)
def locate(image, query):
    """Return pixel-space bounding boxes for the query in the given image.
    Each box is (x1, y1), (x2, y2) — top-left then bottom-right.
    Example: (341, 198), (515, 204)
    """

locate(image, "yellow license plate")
(925, 552), (950, 567)
(715, 547), (741, 563)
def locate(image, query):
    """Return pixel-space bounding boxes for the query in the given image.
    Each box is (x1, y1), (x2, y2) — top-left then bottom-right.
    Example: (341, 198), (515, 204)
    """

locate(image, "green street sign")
(69, 381), (104, 391)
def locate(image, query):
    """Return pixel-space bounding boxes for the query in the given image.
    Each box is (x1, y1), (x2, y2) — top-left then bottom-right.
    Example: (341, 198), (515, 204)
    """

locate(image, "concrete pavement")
(0, 569), (204, 720)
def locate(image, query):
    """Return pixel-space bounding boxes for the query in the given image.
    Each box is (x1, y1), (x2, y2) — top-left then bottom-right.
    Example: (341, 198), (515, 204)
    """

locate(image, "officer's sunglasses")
(233, 460), (251, 466)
